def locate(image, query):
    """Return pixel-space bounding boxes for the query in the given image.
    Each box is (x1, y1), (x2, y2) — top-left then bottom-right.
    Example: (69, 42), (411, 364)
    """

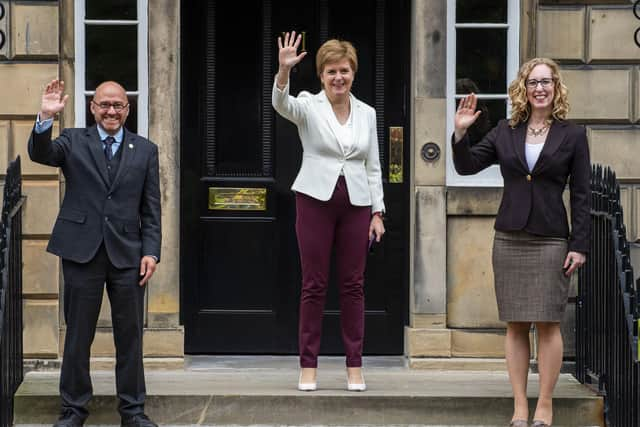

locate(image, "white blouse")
(331, 108), (354, 175)
(331, 108), (354, 154)
(525, 142), (544, 172)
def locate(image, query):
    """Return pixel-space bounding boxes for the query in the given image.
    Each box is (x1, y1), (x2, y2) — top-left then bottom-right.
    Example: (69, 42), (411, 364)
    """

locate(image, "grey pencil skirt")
(492, 230), (570, 322)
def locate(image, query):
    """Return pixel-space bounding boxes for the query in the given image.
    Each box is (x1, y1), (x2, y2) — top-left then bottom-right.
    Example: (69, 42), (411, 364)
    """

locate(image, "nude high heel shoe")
(298, 369), (317, 391)
(346, 368), (366, 391)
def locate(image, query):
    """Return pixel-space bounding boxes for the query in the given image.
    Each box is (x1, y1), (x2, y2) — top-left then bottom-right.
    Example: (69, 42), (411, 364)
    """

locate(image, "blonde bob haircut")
(315, 39), (358, 77)
(508, 57), (569, 127)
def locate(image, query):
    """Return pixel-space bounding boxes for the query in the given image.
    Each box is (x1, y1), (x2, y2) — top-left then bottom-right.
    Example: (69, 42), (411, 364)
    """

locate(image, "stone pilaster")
(147, 0), (183, 354)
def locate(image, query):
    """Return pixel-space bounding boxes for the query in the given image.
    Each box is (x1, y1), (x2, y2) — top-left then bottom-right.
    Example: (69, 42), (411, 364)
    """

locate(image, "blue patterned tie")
(104, 136), (115, 161)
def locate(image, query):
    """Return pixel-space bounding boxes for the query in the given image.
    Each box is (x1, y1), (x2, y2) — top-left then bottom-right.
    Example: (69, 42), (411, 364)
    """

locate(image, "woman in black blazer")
(452, 58), (590, 427)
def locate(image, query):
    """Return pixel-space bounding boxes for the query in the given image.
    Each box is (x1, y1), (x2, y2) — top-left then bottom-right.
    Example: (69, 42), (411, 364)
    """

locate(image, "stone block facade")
(0, 64), (57, 115)
(4, 0), (636, 364)
(12, 121), (59, 175)
(551, 5), (640, 244)
(22, 239), (58, 296)
(23, 299), (58, 357)
(0, 0), (61, 358)
(10, 2), (59, 58)
(564, 68), (632, 122)
(536, 7), (585, 61)
(0, 0), (183, 360)
(588, 7), (639, 62)
(446, 217), (502, 329)
(408, 0), (639, 361)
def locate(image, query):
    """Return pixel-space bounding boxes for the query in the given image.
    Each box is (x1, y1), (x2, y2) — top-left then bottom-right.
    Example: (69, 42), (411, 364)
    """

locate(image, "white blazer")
(272, 80), (385, 213)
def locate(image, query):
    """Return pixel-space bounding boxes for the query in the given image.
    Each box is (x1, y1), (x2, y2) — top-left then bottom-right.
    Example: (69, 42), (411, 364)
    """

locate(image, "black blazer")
(28, 125), (161, 268)
(452, 119), (590, 253)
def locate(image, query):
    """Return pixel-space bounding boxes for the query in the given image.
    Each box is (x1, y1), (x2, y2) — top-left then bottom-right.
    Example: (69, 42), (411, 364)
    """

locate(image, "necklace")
(527, 122), (551, 137)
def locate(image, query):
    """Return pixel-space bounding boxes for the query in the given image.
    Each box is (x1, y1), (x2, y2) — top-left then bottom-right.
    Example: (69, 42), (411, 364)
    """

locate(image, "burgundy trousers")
(295, 176), (371, 368)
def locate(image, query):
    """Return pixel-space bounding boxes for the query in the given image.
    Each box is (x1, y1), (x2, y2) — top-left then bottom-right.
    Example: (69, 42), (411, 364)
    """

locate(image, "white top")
(332, 108), (354, 153)
(525, 142), (544, 172)
(332, 108), (353, 175)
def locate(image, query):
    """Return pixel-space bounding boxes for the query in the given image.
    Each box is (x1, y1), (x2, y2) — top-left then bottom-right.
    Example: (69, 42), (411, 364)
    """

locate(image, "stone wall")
(407, 0), (639, 362)
(0, 0), (183, 360)
(8, 0), (636, 364)
(407, 0), (449, 363)
(407, 0), (525, 363)
(536, 0), (640, 357)
(536, 2), (640, 242)
(0, 1), (60, 358)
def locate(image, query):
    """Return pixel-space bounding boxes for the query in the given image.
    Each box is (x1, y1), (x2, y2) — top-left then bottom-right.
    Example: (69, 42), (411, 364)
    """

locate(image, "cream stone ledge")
(58, 328), (185, 358)
(405, 326), (535, 359)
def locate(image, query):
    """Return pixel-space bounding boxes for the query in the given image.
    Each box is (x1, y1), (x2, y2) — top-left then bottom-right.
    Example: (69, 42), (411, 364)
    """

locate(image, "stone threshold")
(24, 357), (185, 372)
(23, 355), (575, 374)
(14, 356), (603, 426)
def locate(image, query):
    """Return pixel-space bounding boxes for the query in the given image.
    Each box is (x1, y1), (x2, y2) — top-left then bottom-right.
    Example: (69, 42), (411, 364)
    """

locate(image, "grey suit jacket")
(28, 125), (161, 268)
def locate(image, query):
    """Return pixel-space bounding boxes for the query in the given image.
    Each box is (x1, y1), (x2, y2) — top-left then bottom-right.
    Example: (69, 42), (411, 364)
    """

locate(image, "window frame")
(74, 0), (149, 137)
(445, 0), (520, 187)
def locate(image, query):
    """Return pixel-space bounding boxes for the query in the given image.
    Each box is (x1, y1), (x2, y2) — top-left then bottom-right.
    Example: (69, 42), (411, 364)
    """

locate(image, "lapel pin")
(129, 144), (134, 149)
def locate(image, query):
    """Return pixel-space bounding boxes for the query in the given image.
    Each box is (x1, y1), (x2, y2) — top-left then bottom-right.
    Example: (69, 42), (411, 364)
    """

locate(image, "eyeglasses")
(526, 78), (554, 89)
(92, 101), (129, 111)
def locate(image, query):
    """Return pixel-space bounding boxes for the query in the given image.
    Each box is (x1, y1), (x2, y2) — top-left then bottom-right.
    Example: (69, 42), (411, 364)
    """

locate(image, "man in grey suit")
(29, 79), (161, 427)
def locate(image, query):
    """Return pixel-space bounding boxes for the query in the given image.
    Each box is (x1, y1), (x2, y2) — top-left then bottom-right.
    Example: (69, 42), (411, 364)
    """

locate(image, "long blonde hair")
(508, 57), (569, 127)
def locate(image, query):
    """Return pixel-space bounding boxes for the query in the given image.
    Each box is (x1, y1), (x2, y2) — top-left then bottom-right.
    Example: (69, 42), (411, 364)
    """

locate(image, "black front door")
(181, 0), (410, 354)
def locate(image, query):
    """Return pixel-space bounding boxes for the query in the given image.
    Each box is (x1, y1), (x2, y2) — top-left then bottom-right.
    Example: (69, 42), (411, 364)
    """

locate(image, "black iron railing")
(0, 157), (24, 427)
(576, 164), (640, 427)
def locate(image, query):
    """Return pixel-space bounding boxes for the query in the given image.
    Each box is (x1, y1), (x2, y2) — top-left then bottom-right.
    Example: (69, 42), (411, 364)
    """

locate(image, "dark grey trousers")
(60, 244), (146, 420)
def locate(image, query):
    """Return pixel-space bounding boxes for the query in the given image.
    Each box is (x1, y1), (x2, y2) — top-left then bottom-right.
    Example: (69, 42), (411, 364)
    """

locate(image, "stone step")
(14, 356), (603, 426)
(14, 425), (548, 427)
(14, 425), (574, 427)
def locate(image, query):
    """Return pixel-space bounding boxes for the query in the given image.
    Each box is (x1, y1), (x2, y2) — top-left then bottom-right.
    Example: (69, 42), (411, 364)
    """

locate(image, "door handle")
(389, 126), (403, 183)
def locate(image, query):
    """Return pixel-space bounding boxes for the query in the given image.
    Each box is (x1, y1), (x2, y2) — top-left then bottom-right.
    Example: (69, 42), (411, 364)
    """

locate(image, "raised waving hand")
(278, 31), (307, 70)
(454, 93), (482, 142)
(40, 79), (69, 121)
(276, 31), (307, 89)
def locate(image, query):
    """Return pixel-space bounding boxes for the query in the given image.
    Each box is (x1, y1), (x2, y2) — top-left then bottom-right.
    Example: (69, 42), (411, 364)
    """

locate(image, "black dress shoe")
(52, 410), (84, 427)
(121, 414), (158, 427)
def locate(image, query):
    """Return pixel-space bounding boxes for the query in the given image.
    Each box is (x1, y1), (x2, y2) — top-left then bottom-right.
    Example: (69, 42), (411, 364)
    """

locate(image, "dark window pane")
(212, 0), (262, 175)
(456, 29), (506, 93)
(86, 0), (136, 20)
(86, 94), (137, 134)
(462, 98), (506, 146)
(457, 0), (507, 23)
(85, 25), (137, 91)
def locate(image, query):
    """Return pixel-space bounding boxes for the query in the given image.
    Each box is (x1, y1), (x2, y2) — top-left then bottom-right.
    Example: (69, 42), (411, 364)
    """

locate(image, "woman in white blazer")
(273, 32), (385, 392)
